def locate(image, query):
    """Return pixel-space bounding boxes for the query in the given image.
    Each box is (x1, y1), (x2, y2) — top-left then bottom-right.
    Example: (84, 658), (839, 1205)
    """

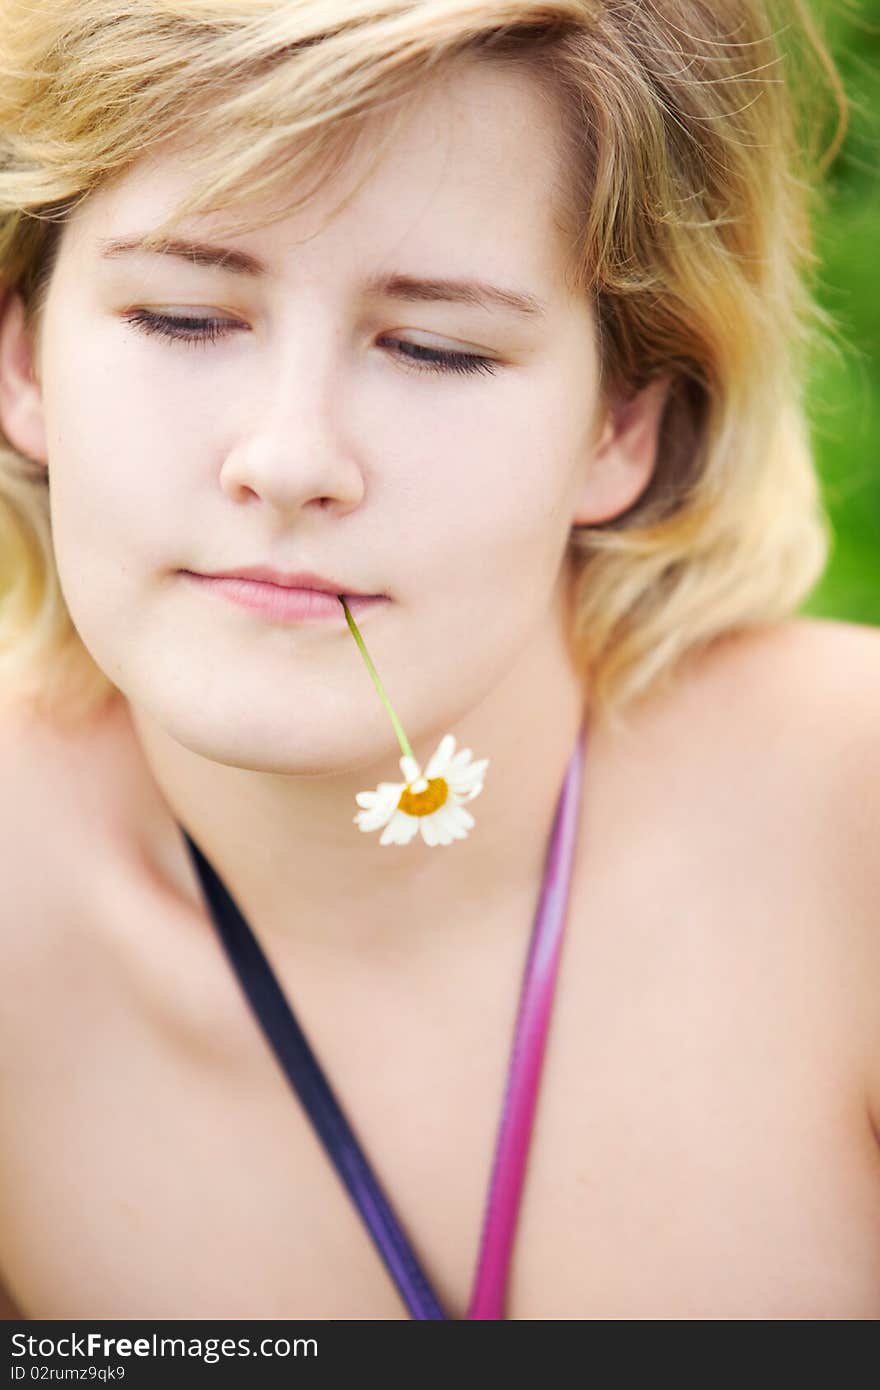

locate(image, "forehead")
(66, 60), (573, 294)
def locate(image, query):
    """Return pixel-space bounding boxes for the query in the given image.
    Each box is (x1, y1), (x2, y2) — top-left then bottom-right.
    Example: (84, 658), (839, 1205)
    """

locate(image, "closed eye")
(121, 310), (500, 377)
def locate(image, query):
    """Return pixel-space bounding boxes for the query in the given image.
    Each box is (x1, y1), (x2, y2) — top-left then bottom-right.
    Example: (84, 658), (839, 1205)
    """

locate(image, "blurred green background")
(802, 0), (879, 624)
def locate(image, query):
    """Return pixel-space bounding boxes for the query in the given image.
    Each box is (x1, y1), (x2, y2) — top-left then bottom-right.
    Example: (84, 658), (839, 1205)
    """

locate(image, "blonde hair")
(0, 0), (847, 732)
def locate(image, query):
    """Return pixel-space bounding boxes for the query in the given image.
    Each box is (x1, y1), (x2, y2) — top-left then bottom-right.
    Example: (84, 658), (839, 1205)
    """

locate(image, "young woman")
(0, 1), (877, 1320)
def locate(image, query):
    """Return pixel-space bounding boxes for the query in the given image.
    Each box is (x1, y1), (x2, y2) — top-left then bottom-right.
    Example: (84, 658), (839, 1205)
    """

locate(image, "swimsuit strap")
(180, 825), (447, 1320)
(467, 717), (587, 1318)
(180, 716), (588, 1320)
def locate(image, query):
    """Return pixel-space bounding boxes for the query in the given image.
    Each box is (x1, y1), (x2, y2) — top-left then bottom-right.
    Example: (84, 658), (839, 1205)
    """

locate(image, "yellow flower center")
(397, 777), (449, 818)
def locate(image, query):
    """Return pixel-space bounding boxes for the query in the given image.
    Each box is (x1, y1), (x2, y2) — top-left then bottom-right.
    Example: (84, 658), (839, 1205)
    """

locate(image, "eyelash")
(121, 309), (500, 378)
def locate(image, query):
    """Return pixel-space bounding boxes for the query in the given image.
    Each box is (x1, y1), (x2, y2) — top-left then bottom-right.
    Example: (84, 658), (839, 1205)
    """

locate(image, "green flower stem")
(338, 596), (415, 764)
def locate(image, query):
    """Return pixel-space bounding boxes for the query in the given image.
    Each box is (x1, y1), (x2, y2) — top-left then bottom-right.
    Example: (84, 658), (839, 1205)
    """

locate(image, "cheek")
(394, 357), (590, 545)
(40, 334), (194, 571)
(396, 453), (572, 664)
(395, 403), (577, 600)
(37, 358), (190, 677)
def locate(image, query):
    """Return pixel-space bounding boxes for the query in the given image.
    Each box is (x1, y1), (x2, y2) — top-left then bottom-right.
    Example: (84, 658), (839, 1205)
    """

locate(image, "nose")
(217, 331), (365, 516)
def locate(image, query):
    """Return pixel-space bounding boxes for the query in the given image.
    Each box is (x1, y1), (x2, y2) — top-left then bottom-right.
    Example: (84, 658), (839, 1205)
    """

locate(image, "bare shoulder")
(750, 613), (880, 702)
(619, 614), (880, 797)
(0, 689), (127, 828)
(674, 615), (880, 1129)
(0, 692), (126, 970)
(674, 614), (880, 859)
(675, 614), (880, 728)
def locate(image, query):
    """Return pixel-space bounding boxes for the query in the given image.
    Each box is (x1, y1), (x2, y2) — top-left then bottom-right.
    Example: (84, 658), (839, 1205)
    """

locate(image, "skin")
(0, 59), (669, 958)
(3, 58), (878, 1322)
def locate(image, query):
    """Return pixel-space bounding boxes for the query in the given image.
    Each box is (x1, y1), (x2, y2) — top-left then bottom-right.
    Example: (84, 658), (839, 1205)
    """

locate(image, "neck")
(124, 611), (589, 962)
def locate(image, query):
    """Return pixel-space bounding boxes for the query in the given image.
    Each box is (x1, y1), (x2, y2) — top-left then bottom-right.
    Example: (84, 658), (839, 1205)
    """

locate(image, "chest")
(2, 840), (879, 1321)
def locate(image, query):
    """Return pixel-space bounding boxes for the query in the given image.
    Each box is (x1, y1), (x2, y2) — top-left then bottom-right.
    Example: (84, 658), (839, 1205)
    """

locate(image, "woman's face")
(2, 61), (652, 770)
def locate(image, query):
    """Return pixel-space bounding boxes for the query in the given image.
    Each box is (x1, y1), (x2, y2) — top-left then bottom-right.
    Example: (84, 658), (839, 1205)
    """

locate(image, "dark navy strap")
(179, 828), (448, 1321)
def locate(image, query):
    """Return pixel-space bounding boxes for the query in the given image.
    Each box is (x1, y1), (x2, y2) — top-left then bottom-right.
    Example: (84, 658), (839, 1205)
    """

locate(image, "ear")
(572, 373), (673, 525)
(0, 288), (49, 465)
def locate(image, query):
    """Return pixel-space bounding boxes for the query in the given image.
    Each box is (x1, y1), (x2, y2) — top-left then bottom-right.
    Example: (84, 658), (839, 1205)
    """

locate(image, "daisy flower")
(338, 597), (489, 847)
(353, 733), (489, 846)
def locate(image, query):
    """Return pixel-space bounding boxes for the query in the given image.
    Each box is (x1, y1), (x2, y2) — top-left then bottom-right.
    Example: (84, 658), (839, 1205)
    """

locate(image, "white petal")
(448, 772), (487, 798)
(355, 804), (395, 831)
(424, 734), (456, 778)
(421, 813), (455, 847)
(460, 783), (484, 803)
(379, 812), (405, 845)
(432, 808), (460, 845)
(452, 772), (485, 793)
(456, 778), (479, 797)
(447, 804), (476, 831)
(437, 806), (469, 840)
(420, 815), (440, 846)
(448, 747), (473, 770)
(355, 783), (401, 819)
(452, 756), (489, 781)
(377, 784), (404, 810)
(398, 814), (422, 844)
(399, 755), (422, 784)
(381, 810), (420, 845)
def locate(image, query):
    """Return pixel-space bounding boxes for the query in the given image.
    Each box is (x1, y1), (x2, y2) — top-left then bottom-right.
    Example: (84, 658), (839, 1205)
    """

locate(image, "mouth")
(179, 571), (388, 625)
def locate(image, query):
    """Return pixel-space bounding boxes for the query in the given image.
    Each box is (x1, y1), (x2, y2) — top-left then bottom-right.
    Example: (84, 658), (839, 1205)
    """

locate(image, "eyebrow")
(95, 234), (547, 319)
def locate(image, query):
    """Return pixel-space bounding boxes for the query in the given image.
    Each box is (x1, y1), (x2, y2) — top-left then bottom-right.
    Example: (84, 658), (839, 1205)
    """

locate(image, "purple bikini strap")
(466, 717), (588, 1319)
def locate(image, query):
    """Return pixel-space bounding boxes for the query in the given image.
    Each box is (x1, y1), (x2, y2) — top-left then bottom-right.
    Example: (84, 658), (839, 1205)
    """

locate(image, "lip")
(196, 565), (379, 596)
(180, 571), (387, 625)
